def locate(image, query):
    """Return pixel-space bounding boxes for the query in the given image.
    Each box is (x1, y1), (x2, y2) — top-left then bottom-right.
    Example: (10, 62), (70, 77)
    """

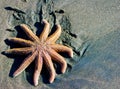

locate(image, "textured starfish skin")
(5, 19), (73, 86)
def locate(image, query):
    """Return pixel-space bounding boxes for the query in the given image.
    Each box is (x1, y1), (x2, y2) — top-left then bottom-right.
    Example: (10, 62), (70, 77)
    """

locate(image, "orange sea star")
(5, 19), (73, 86)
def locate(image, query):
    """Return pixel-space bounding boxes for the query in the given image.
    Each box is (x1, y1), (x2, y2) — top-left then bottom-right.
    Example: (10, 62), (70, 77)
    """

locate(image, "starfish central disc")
(35, 42), (49, 54)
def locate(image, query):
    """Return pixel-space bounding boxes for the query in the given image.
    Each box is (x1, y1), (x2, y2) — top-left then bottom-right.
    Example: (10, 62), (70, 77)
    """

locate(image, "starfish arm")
(48, 49), (67, 73)
(39, 19), (50, 42)
(42, 51), (56, 83)
(50, 44), (73, 58)
(13, 51), (37, 77)
(4, 47), (34, 55)
(33, 52), (43, 86)
(7, 37), (34, 46)
(20, 24), (39, 42)
(46, 24), (61, 43)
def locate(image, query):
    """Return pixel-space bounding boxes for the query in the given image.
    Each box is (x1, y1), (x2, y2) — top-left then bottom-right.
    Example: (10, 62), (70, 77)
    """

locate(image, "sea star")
(5, 19), (73, 86)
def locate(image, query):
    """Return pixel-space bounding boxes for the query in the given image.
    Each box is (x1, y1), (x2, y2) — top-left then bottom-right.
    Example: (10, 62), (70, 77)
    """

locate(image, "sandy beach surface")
(0, 0), (120, 89)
